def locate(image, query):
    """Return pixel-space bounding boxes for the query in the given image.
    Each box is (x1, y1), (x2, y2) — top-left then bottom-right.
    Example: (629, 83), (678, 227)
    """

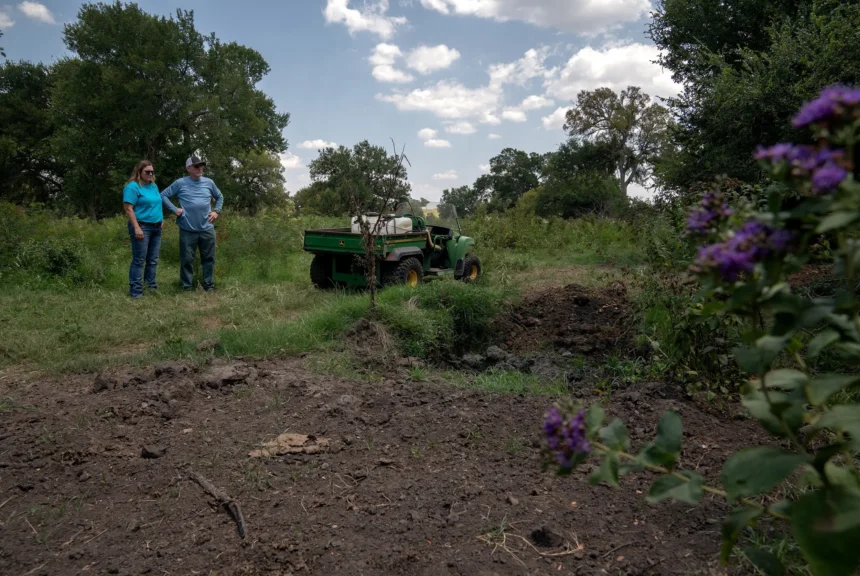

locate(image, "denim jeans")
(128, 222), (162, 297)
(179, 228), (217, 290)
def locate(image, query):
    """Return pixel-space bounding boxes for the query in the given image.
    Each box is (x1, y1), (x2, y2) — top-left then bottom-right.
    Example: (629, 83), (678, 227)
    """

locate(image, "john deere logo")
(339, 240), (345, 247)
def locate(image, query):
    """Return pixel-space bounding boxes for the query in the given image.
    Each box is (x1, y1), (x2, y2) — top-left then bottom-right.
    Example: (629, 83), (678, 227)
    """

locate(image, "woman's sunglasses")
(143, 170), (155, 175)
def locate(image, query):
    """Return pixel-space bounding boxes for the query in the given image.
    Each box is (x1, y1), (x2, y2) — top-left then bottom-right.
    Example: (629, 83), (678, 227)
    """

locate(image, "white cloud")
(541, 107), (568, 130)
(417, 128), (451, 147)
(488, 133), (502, 140)
(324, 0), (406, 40)
(369, 43), (414, 83)
(405, 44), (461, 74)
(18, 1), (55, 24)
(409, 181), (444, 202)
(378, 80), (501, 120)
(521, 94), (554, 110)
(444, 121), (476, 135)
(480, 113), (501, 125)
(432, 169), (458, 181)
(0, 11), (14, 27)
(488, 47), (553, 89)
(279, 152), (304, 170)
(297, 139), (338, 150)
(544, 43), (681, 102)
(419, 0), (650, 34)
(502, 108), (527, 122)
(479, 163), (490, 172)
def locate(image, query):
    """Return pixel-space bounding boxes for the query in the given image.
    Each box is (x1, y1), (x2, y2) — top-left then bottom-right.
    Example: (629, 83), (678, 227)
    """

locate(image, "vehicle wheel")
(384, 257), (423, 287)
(459, 253), (481, 282)
(310, 254), (335, 288)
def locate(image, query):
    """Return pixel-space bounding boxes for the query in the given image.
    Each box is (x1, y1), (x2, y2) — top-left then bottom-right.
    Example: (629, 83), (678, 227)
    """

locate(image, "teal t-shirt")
(122, 182), (163, 224)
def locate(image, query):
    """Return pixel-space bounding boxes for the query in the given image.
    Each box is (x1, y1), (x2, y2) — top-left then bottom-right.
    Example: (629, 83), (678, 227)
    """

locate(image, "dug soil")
(1, 358), (769, 575)
(494, 282), (634, 358)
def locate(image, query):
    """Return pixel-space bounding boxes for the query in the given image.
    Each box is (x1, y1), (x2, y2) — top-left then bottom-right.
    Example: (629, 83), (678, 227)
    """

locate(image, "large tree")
(297, 140), (410, 216)
(474, 148), (547, 211)
(0, 61), (60, 204)
(6, 1), (290, 218)
(564, 86), (671, 196)
(440, 185), (485, 217)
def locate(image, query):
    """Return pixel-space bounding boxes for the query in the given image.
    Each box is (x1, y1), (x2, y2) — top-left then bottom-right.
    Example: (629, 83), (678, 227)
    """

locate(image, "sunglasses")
(192, 164), (205, 169)
(143, 170), (155, 175)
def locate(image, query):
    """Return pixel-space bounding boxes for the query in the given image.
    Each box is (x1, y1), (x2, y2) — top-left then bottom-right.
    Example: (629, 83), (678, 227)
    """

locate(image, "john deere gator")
(302, 203), (481, 288)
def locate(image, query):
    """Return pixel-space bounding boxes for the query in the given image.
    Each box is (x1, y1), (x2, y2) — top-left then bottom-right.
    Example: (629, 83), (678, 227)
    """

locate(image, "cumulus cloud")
(444, 121), (476, 135)
(544, 43), (681, 102)
(0, 10), (15, 27)
(521, 95), (554, 110)
(418, 0), (650, 34)
(369, 43), (414, 83)
(502, 108), (527, 122)
(431, 169), (458, 181)
(417, 127), (452, 148)
(488, 47), (553, 89)
(18, 1), (55, 23)
(405, 44), (461, 74)
(297, 139), (338, 150)
(488, 133), (502, 140)
(378, 80), (501, 120)
(479, 163), (490, 172)
(279, 152), (304, 170)
(324, 0), (406, 40)
(541, 107), (568, 130)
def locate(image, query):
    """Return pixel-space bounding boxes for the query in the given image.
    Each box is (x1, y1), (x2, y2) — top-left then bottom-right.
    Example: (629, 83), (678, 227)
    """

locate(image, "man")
(160, 155), (224, 291)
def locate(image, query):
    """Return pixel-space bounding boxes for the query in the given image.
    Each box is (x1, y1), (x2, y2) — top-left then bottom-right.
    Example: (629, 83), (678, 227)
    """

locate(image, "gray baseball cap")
(185, 155), (206, 168)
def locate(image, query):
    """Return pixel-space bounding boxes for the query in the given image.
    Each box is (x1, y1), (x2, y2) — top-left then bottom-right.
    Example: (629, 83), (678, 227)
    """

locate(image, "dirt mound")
(0, 358), (769, 575)
(494, 281), (633, 357)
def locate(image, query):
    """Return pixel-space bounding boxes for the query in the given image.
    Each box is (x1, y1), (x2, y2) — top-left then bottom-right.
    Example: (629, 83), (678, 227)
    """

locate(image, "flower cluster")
(692, 220), (792, 282)
(792, 85), (860, 128)
(543, 407), (589, 469)
(686, 190), (734, 236)
(754, 144), (848, 194)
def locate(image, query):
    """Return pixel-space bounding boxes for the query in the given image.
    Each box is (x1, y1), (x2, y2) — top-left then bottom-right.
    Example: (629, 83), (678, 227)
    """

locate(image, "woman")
(122, 160), (163, 298)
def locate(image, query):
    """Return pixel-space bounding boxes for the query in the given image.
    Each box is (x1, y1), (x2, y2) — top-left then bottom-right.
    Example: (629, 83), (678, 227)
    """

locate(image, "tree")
(441, 185), (484, 217)
(564, 86), (671, 196)
(229, 151), (288, 215)
(475, 148), (547, 211)
(302, 140), (410, 216)
(47, 1), (289, 218)
(0, 61), (60, 204)
(1, 30), (5, 58)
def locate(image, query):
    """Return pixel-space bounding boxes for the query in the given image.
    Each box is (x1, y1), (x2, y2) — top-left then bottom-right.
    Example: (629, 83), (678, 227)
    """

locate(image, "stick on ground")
(188, 470), (247, 539)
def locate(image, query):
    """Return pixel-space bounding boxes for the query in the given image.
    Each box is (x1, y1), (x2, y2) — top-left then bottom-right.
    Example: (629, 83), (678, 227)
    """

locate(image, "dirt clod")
(141, 446), (165, 459)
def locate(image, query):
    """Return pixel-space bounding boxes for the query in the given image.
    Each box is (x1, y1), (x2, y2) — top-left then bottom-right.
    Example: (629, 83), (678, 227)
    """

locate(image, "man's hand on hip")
(175, 208), (184, 217)
(208, 211), (219, 223)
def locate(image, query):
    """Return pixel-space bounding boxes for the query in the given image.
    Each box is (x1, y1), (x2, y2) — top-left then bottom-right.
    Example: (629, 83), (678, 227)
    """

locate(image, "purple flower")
(792, 85), (860, 128)
(686, 190), (734, 236)
(544, 407), (590, 469)
(692, 221), (794, 282)
(811, 162), (848, 194)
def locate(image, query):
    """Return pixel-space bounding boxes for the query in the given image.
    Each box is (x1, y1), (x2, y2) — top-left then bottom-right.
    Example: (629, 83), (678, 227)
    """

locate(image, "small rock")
(92, 373), (113, 393)
(321, 462), (330, 470)
(78, 471), (91, 482)
(141, 446), (165, 459)
(485, 346), (509, 363)
(507, 494), (519, 506)
(525, 317), (542, 327)
(338, 394), (356, 406)
(196, 339), (218, 351)
(462, 354), (485, 369)
(561, 351), (573, 358)
(377, 458), (394, 466)
(200, 364), (250, 389)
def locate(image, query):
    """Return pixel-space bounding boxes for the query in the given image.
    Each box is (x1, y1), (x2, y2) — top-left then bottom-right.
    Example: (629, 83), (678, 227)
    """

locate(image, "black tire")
(384, 257), (423, 287)
(458, 253), (481, 282)
(310, 254), (335, 288)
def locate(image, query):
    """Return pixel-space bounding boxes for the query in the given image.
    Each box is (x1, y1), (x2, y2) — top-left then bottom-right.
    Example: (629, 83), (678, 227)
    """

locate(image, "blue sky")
(0, 0), (680, 201)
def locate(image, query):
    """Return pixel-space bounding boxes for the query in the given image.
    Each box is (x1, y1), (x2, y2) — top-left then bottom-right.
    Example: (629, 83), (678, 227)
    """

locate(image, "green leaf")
(806, 374), (860, 406)
(807, 329), (840, 358)
(599, 418), (629, 452)
(585, 404), (605, 437)
(740, 388), (805, 438)
(816, 211), (859, 233)
(639, 410), (682, 469)
(764, 369), (808, 391)
(757, 334), (790, 362)
(792, 489), (860, 576)
(799, 304), (833, 328)
(743, 547), (785, 576)
(824, 461), (860, 492)
(721, 507), (763, 564)
(734, 346), (765, 374)
(588, 451), (619, 488)
(721, 447), (809, 503)
(646, 472), (703, 505)
(815, 406), (860, 450)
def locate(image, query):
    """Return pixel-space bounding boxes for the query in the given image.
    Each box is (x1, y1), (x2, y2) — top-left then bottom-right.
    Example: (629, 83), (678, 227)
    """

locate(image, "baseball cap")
(185, 155), (206, 168)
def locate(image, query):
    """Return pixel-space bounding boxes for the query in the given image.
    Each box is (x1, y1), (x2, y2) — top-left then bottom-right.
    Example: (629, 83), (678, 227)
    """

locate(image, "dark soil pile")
(0, 358), (769, 575)
(494, 281), (634, 357)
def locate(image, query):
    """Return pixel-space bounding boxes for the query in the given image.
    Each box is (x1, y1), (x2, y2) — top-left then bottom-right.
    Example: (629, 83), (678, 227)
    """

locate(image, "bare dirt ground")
(0, 354), (769, 576)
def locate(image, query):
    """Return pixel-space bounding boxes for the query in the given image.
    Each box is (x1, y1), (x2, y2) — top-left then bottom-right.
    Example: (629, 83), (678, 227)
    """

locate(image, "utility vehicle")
(302, 202), (481, 288)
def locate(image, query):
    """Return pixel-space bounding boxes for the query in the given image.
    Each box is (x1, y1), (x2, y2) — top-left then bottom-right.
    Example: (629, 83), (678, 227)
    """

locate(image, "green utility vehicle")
(302, 203), (481, 288)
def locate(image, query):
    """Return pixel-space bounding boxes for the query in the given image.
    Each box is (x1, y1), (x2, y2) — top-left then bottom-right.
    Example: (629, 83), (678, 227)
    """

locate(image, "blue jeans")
(128, 222), (162, 297)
